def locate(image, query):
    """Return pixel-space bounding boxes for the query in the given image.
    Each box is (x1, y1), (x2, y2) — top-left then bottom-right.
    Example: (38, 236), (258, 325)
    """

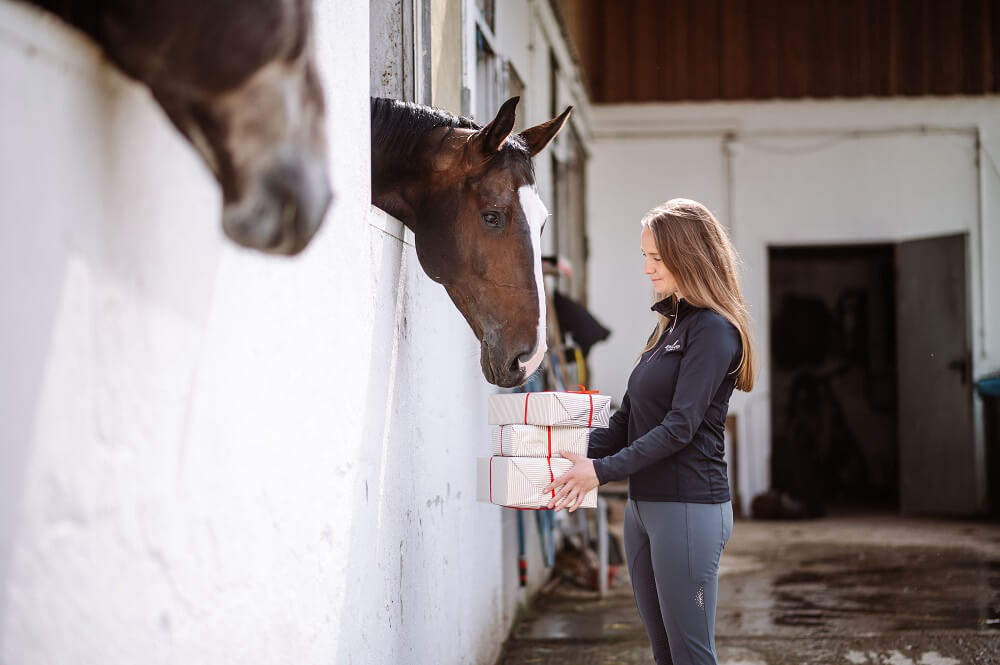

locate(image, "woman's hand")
(543, 451), (599, 512)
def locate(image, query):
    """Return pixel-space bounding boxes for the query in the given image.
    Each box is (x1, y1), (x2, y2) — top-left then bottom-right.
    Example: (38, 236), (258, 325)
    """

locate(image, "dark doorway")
(768, 235), (977, 516)
(769, 244), (899, 515)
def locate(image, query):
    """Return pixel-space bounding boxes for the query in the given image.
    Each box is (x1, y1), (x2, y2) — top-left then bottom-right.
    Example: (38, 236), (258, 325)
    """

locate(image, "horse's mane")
(370, 97), (531, 168)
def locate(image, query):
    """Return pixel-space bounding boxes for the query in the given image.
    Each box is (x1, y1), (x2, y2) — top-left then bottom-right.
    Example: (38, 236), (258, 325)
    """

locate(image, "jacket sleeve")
(587, 392), (631, 460)
(592, 316), (738, 484)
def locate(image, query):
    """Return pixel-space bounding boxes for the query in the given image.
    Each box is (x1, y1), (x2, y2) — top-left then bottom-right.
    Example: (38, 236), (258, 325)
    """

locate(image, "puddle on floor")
(718, 544), (1000, 636)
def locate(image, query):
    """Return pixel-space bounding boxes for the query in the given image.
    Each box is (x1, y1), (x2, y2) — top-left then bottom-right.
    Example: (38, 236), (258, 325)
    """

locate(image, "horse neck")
(370, 149), (418, 227)
(370, 101), (426, 227)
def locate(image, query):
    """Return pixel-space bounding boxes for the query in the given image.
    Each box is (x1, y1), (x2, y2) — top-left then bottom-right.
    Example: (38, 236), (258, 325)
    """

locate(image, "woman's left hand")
(543, 451), (599, 512)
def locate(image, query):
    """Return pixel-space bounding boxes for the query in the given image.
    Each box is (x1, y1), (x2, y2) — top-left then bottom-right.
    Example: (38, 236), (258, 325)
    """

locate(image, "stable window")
(465, 0), (506, 122)
(370, 0), (430, 104)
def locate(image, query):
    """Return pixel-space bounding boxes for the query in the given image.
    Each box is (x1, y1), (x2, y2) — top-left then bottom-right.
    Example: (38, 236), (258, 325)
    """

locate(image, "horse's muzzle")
(480, 339), (534, 388)
(222, 158), (333, 256)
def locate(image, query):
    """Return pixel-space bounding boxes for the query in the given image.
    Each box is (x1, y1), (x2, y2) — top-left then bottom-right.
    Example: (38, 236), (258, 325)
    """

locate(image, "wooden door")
(896, 234), (976, 515)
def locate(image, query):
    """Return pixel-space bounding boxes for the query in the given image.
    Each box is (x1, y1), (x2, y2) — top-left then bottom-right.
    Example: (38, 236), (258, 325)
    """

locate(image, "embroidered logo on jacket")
(664, 340), (682, 352)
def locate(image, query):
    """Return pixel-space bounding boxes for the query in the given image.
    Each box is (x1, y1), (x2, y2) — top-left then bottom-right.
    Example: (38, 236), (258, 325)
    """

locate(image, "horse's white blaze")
(518, 185), (548, 377)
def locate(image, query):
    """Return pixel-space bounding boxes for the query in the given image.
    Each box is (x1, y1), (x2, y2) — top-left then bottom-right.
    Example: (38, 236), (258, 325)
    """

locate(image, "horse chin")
(221, 169), (332, 256)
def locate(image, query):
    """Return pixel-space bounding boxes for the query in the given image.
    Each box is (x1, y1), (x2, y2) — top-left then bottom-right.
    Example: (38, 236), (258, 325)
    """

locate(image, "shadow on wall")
(334, 222), (412, 662)
(0, 230), (67, 633)
(333, 218), (508, 664)
(0, 15), (225, 631)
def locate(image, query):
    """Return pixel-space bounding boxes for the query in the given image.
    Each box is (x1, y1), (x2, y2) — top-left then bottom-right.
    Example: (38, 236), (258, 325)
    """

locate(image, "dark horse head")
(25, 0), (332, 255)
(371, 97), (572, 387)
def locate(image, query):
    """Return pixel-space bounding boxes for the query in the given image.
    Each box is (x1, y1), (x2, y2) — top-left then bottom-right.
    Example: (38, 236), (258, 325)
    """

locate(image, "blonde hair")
(640, 198), (756, 391)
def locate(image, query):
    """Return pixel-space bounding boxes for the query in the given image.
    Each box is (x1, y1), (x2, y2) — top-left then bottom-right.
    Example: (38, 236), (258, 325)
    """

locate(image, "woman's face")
(641, 226), (680, 297)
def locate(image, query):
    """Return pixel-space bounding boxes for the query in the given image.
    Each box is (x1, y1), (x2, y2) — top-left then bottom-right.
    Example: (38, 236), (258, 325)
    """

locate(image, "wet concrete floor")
(496, 515), (1000, 665)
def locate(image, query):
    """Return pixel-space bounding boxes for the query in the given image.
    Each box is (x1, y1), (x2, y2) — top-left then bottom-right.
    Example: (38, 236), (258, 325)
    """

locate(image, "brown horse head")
(371, 97), (572, 387)
(28, 0), (332, 255)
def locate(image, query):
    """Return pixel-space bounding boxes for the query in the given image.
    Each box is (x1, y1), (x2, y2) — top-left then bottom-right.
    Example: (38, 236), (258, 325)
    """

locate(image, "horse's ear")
(521, 106), (573, 157)
(477, 96), (520, 155)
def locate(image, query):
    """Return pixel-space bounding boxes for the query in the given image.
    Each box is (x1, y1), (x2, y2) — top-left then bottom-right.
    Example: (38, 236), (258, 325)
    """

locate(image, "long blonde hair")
(640, 198), (756, 391)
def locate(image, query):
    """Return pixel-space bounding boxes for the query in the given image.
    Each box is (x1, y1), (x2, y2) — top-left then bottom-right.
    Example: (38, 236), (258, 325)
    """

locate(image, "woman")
(544, 198), (755, 665)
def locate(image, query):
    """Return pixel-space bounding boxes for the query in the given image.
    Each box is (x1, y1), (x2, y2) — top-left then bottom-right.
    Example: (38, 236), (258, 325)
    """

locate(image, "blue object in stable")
(977, 376), (1000, 398)
(536, 509), (556, 568)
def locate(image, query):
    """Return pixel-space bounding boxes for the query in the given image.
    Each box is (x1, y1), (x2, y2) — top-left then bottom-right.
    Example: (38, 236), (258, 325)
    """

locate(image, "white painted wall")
(0, 1), (554, 663)
(587, 97), (1000, 515)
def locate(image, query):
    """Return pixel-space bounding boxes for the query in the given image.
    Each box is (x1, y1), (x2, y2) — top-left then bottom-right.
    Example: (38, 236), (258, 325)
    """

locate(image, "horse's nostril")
(511, 348), (535, 372)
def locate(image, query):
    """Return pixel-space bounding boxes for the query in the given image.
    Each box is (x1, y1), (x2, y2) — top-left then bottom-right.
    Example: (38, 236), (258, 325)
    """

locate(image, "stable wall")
(0, 1), (543, 663)
(587, 97), (1000, 515)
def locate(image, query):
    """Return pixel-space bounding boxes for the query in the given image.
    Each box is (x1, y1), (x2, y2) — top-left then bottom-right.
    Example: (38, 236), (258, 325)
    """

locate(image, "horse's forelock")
(371, 97), (479, 163)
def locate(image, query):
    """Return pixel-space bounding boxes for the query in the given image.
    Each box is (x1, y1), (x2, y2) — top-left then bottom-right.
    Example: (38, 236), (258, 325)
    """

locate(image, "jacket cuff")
(592, 458), (610, 485)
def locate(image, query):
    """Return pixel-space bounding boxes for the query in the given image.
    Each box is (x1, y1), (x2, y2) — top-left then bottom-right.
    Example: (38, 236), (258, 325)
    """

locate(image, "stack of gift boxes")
(477, 391), (612, 509)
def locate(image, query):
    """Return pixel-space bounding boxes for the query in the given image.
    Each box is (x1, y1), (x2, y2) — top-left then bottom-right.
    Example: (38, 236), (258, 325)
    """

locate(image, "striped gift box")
(492, 424), (591, 458)
(488, 391), (611, 427)
(476, 456), (598, 509)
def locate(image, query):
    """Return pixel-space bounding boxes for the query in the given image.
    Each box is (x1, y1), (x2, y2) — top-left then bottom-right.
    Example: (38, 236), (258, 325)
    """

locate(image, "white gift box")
(488, 391), (611, 427)
(492, 424), (591, 458)
(476, 456), (598, 509)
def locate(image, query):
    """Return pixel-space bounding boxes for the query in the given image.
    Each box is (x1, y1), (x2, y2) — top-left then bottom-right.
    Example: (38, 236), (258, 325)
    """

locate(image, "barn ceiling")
(555, 0), (1000, 103)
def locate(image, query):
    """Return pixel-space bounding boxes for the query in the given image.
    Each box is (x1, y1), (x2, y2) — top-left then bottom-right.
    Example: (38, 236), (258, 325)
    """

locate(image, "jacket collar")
(650, 295), (692, 318)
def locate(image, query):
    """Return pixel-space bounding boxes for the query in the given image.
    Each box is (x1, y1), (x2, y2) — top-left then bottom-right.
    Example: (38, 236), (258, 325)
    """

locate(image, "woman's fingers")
(546, 480), (568, 509)
(560, 488), (580, 510)
(555, 487), (573, 509)
(543, 471), (569, 494)
(543, 460), (594, 511)
(548, 478), (575, 510)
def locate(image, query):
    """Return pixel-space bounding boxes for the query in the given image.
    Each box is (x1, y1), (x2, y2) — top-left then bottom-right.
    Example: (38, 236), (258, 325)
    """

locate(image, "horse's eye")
(481, 211), (506, 229)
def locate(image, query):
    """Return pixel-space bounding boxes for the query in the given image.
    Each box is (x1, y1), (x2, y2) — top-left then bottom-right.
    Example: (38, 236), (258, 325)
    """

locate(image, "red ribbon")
(547, 426), (555, 498)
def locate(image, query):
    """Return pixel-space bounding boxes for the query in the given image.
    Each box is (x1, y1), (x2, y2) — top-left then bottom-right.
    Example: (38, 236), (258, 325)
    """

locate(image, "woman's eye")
(482, 211), (505, 228)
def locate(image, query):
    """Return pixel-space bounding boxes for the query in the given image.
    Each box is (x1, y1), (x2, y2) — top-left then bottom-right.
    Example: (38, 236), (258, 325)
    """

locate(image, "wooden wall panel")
(556, 0), (1000, 103)
(599, 2), (630, 102)
(688, 0), (722, 100)
(930, 0), (962, 95)
(847, 0), (872, 97)
(631, 0), (661, 101)
(662, 0), (691, 101)
(778, 0), (809, 98)
(748, 0), (779, 99)
(720, 0), (750, 99)
(990, 0), (1000, 91)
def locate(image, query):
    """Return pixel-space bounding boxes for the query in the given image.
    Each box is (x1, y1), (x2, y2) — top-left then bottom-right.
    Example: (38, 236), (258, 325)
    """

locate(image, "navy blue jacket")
(590, 296), (740, 503)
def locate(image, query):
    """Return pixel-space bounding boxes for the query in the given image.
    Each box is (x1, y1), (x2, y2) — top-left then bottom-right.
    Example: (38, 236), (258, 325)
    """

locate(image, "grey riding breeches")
(624, 499), (734, 665)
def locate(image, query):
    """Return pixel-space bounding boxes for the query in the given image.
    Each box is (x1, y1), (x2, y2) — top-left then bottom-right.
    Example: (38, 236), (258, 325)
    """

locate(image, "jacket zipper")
(646, 310), (680, 363)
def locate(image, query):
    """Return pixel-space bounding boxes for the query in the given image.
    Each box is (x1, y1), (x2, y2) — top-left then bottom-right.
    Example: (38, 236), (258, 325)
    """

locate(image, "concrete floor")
(496, 514), (1000, 665)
